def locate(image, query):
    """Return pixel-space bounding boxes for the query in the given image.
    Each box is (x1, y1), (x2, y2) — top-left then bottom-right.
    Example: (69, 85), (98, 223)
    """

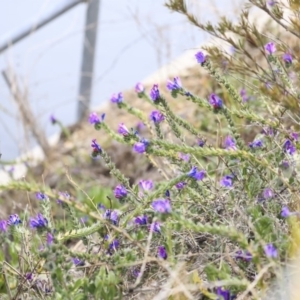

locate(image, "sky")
(0, 0), (242, 160)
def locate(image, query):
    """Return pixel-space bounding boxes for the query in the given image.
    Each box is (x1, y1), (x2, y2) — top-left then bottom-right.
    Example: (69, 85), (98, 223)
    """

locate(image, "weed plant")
(1, 0), (300, 299)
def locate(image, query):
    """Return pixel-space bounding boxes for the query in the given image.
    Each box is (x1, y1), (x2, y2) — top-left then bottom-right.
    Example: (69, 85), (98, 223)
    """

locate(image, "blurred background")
(0, 0), (241, 161)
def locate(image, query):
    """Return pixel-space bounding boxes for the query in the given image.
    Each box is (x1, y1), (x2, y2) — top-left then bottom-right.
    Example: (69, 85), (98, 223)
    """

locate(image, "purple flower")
(267, 0), (276, 6)
(264, 243), (278, 258)
(281, 160), (290, 169)
(136, 122), (145, 131)
(149, 221), (161, 233)
(139, 180), (153, 191)
(261, 127), (274, 136)
(150, 84), (160, 101)
(72, 257), (85, 266)
(265, 42), (276, 55)
(249, 139), (263, 149)
(133, 139), (149, 154)
(176, 182), (187, 190)
(98, 203), (106, 211)
(220, 175), (234, 188)
(158, 246), (167, 259)
(166, 76), (182, 91)
(91, 139), (102, 157)
(187, 167), (206, 181)
(165, 190), (170, 198)
(47, 232), (54, 245)
(178, 152), (190, 162)
(224, 136), (236, 150)
(209, 94), (223, 109)
(198, 139), (205, 147)
(240, 88), (248, 102)
(150, 110), (165, 123)
(281, 206), (291, 218)
(263, 187), (273, 199)
(110, 211), (118, 225)
(132, 268), (141, 278)
(216, 287), (235, 300)
(89, 112), (105, 125)
(135, 215), (148, 226)
(108, 239), (119, 253)
(50, 115), (57, 124)
(0, 220), (8, 232)
(114, 184), (127, 199)
(57, 191), (70, 204)
(26, 273), (33, 281)
(110, 92), (123, 104)
(8, 214), (22, 225)
(29, 213), (48, 229)
(195, 51), (206, 64)
(283, 139), (296, 155)
(135, 82), (145, 94)
(290, 132), (298, 141)
(152, 199), (172, 213)
(103, 210), (118, 225)
(36, 192), (49, 201)
(235, 250), (252, 262)
(283, 53), (292, 65)
(118, 123), (130, 136)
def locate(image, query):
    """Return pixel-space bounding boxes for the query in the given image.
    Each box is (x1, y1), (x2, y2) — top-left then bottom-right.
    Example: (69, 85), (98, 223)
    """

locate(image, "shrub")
(1, 0), (300, 299)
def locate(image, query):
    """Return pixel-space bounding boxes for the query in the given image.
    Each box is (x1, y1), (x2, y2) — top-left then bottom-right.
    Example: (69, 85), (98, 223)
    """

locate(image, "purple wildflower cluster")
(150, 84), (160, 101)
(283, 53), (292, 66)
(265, 42), (276, 55)
(50, 115), (57, 125)
(224, 136), (236, 150)
(178, 152), (190, 162)
(216, 287), (236, 300)
(91, 139), (102, 158)
(176, 182), (187, 190)
(133, 138), (149, 154)
(150, 110), (165, 124)
(135, 215), (148, 226)
(187, 166), (206, 181)
(29, 213), (48, 229)
(72, 257), (85, 266)
(158, 246), (167, 259)
(139, 179), (153, 191)
(110, 92), (123, 104)
(105, 235), (120, 255)
(36, 192), (49, 201)
(8, 214), (22, 226)
(209, 93), (223, 110)
(263, 187), (273, 199)
(135, 82), (145, 94)
(249, 139), (263, 149)
(152, 199), (171, 214)
(264, 243), (278, 258)
(240, 88), (249, 102)
(118, 123), (130, 136)
(103, 209), (118, 225)
(89, 112), (105, 126)
(283, 139), (296, 155)
(166, 77), (182, 92)
(235, 250), (252, 262)
(0, 220), (8, 232)
(114, 184), (127, 199)
(220, 174), (234, 188)
(195, 51), (207, 64)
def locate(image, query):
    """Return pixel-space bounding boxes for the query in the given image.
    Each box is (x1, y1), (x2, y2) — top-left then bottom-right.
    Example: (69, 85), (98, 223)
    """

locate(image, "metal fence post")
(77, 0), (100, 121)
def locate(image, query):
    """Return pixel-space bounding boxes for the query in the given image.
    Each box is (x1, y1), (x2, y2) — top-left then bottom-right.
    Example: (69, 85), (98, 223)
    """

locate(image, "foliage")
(1, 0), (300, 299)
